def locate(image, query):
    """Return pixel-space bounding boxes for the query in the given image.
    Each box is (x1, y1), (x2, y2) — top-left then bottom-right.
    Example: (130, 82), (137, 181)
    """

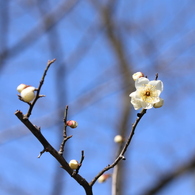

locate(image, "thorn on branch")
(38, 95), (46, 98)
(120, 155), (126, 160)
(38, 148), (47, 158)
(33, 125), (41, 131)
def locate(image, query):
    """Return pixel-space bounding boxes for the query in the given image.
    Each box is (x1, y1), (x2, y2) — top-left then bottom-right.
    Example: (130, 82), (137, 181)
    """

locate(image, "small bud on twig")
(132, 72), (144, 81)
(69, 160), (79, 169)
(114, 135), (123, 143)
(17, 84), (29, 93)
(98, 174), (111, 183)
(66, 120), (78, 128)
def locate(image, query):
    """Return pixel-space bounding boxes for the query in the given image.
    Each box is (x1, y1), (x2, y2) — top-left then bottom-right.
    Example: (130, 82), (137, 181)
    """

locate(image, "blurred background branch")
(1, 0), (195, 195)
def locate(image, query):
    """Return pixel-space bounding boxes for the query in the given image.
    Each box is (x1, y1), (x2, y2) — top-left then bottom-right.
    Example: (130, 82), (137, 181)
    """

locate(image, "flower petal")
(135, 77), (149, 89)
(148, 80), (163, 92)
(129, 91), (136, 98)
(130, 96), (142, 110)
(141, 101), (153, 109)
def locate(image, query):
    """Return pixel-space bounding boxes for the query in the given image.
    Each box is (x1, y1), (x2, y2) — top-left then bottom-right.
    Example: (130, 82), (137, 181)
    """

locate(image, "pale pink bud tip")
(114, 135), (123, 143)
(69, 160), (79, 169)
(98, 174), (111, 183)
(132, 72), (144, 81)
(66, 120), (78, 128)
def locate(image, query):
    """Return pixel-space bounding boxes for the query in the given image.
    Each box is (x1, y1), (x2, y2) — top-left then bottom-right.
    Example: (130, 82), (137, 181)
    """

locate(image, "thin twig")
(59, 106), (73, 155)
(75, 150), (85, 174)
(25, 59), (56, 118)
(38, 148), (47, 158)
(155, 73), (158, 80)
(90, 109), (147, 186)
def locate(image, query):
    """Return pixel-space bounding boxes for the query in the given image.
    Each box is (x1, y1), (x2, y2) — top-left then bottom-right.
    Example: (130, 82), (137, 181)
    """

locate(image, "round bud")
(98, 174), (111, 183)
(114, 135), (123, 143)
(69, 160), (79, 170)
(20, 86), (36, 102)
(132, 72), (144, 81)
(153, 98), (164, 108)
(17, 84), (28, 93)
(66, 120), (78, 128)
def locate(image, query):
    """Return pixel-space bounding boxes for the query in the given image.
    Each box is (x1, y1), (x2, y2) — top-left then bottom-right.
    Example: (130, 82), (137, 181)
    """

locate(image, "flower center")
(145, 91), (150, 96)
(138, 84), (159, 104)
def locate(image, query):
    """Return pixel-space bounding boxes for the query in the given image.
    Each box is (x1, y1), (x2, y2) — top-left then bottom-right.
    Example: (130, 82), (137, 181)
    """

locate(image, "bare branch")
(58, 106), (73, 155)
(15, 110), (93, 195)
(25, 59), (56, 118)
(76, 150), (85, 175)
(90, 109), (147, 186)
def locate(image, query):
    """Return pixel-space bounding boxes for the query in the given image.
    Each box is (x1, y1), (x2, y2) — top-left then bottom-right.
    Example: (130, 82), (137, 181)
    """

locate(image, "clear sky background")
(1, 0), (195, 195)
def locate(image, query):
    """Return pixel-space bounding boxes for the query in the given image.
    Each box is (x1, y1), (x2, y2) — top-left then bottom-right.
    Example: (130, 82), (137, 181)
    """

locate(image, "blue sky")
(1, 0), (195, 195)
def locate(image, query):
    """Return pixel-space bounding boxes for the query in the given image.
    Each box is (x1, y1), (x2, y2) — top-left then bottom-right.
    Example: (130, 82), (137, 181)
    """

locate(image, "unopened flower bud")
(98, 174), (111, 183)
(153, 98), (164, 108)
(17, 84), (29, 93)
(69, 160), (79, 169)
(132, 72), (144, 81)
(66, 120), (78, 128)
(114, 135), (123, 143)
(20, 86), (36, 102)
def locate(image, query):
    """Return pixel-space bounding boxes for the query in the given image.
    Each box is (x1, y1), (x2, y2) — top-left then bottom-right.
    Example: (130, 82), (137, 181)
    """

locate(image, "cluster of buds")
(69, 159), (79, 170)
(98, 174), (111, 183)
(17, 84), (36, 103)
(66, 120), (78, 128)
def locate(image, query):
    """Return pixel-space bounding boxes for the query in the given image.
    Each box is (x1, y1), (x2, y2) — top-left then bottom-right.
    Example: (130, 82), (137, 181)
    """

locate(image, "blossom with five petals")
(129, 77), (163, 110)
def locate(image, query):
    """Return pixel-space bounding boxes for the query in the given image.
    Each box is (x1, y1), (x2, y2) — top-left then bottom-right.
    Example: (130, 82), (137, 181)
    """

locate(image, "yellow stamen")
(138, 84), (158, 103)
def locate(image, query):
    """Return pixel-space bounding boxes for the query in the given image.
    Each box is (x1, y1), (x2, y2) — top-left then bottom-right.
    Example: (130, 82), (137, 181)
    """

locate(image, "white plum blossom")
(129, 77), (163, 110)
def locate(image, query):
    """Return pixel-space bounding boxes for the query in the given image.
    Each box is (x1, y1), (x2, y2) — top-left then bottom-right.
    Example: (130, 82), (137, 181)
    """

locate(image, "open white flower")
(129, 77), (163, 110)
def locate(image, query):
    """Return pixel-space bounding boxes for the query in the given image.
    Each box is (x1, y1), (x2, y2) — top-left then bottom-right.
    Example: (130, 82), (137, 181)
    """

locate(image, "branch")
(0, 0), (80, 71)
(59, 105), (73, 155)
(141, 155), (195, 195)
(15, 110), (93, 195)
(25, 59), (56, 118)
(90, 109), (147, 186)
(76, 150), (85, 175)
